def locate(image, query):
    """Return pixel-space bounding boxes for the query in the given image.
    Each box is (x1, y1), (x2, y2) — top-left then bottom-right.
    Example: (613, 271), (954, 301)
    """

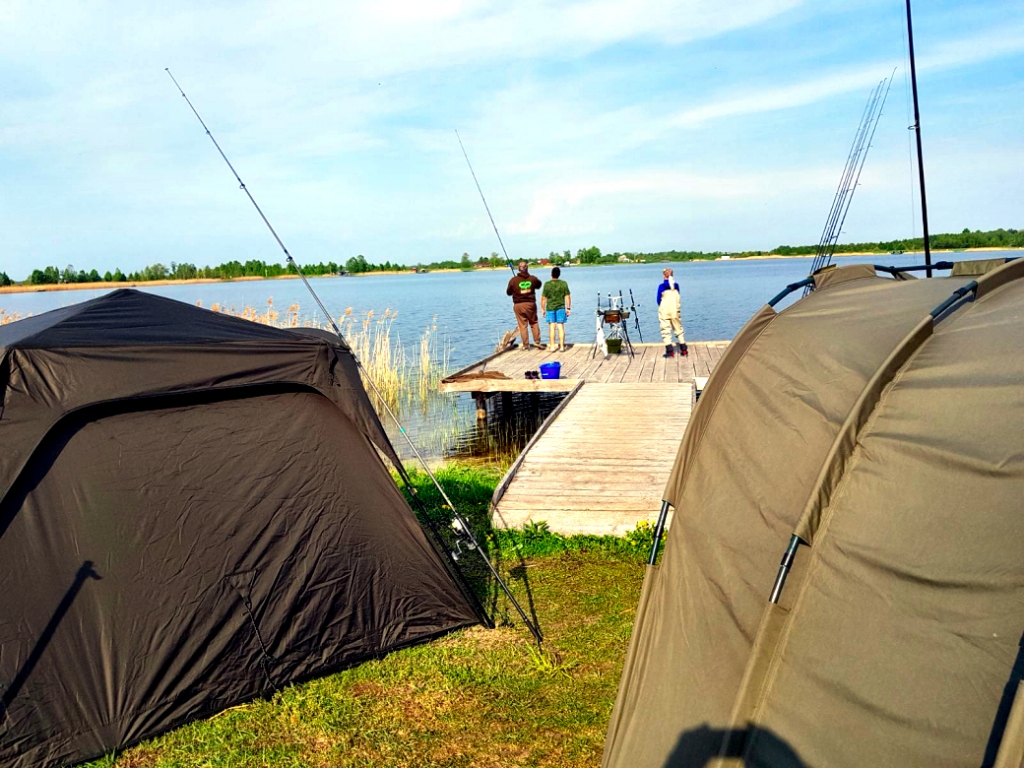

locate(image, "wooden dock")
(490, 382), (693, 535)
(441, 341), (729, 536)
(440, 340), (728, 392)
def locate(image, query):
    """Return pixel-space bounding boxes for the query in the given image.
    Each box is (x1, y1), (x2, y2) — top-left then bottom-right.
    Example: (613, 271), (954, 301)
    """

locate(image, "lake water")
(2, 252), (999, 368)
(3, 252), (1008, 462)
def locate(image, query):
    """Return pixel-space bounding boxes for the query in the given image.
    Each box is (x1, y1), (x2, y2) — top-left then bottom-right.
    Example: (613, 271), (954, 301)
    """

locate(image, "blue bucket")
(539, 362), (561, 380)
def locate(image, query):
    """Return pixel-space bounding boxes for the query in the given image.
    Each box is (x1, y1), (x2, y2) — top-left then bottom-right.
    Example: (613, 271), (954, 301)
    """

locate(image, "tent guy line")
(165, 68), (543, 646)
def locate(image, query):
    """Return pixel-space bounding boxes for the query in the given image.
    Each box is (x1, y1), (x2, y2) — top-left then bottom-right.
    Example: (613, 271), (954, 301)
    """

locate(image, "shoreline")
(3, 247), (1020, 294)
(725, 246), (1023, 261)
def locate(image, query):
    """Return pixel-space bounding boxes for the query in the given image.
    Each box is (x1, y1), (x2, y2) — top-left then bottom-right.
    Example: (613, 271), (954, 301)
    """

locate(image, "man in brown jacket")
(506, 261), (543, 349)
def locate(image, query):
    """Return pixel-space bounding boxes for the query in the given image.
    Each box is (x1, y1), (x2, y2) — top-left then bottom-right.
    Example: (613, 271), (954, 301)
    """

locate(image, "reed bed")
(0, 310), (25, 326)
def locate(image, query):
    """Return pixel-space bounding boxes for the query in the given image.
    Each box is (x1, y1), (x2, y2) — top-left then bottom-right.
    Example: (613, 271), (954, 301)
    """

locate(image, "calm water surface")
(3, 253), (1002, 461)
(1, 253), (990, 368)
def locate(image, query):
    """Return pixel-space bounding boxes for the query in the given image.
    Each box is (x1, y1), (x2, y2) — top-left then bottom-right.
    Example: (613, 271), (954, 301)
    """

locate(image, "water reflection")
(446, 391), (567, 465)
(382, 381), (567, 466)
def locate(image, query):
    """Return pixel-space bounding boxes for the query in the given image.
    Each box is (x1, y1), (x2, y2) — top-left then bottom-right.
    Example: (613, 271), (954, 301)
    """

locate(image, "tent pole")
(769, 535), (802, 604)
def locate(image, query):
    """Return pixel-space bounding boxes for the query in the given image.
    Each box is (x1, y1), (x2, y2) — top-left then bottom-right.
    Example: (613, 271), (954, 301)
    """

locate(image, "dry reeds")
(0, 310), (25, 326)
(417, 317), (451, 406)
(340, 308), (407, 412)
(214, 300), (453, 420)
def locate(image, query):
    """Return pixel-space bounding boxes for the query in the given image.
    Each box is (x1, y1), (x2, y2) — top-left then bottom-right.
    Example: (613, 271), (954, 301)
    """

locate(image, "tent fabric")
(951, 257), (1007, 276)
(604, 262), (1024, 767)
(0, 290), (480, 768)
(811, 262), (877, 291)
(0, 289), (400, 505)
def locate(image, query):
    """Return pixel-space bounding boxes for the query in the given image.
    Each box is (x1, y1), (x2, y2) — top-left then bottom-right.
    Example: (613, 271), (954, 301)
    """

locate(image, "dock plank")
(440, 341), (730, 535)
(492, 381), (692, 535)
(440, 342), (728, 392)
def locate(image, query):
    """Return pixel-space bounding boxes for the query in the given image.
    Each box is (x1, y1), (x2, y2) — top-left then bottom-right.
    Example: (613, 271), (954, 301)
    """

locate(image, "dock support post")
(472, 391), (488, 421)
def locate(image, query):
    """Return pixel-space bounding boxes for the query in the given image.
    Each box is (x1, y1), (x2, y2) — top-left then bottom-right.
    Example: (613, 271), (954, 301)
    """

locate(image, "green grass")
(85, 464), (653, 768)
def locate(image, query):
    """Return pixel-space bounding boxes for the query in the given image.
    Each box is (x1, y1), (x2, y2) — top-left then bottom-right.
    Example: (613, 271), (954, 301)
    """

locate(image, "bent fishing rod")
(166, 69), (543, 646)
(455, 130), (516, 274)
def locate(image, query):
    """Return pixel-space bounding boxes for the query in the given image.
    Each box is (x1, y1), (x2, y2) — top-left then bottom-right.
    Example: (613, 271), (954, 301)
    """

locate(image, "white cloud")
(0, 0), (1021, 277)
(665, 22), (1024, 130)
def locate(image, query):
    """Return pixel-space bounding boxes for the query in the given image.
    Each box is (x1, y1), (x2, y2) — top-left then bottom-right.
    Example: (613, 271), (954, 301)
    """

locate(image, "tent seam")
(747, 367), (913, 728)
(742, 267), (1024, 733)
(0, 381), (339, 512)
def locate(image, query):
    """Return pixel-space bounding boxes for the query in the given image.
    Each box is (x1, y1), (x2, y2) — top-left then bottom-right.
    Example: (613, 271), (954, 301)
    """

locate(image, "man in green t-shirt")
(540, 267), (571, 351)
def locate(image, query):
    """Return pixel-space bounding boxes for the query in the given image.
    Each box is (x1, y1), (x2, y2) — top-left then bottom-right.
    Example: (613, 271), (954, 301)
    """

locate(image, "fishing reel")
(450, 517), (477, 561)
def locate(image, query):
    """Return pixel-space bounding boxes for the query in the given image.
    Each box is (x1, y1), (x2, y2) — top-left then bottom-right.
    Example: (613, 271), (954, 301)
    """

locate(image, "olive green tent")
(603, 259), (1024, 768)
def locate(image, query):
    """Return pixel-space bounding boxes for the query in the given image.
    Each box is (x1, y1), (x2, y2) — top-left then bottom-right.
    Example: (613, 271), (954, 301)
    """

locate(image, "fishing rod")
(455, 130), (516, 274)
(905, 0), (932, 277)
(629, 289), (643, 342)
(164, 69), (339, 330)
(805, 72), (893, 294)
(617, 290), (635, 358)
(166, 69), (543, 646)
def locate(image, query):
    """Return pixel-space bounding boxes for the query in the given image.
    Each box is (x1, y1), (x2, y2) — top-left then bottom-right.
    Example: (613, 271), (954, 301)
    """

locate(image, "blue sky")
(1, 0), (1022, 279)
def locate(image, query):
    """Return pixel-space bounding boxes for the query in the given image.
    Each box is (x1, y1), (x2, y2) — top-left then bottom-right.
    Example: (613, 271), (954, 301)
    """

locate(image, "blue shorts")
(546, 308), (567, 324)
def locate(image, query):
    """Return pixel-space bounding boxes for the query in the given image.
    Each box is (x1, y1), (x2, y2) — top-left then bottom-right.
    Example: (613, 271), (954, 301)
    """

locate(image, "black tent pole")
(905, 0), (932, 277)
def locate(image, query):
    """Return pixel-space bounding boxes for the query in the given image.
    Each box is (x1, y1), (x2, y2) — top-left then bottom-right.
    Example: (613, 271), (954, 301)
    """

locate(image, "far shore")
(3, 247), (1020, 295)
(722, 246), (1023, 262)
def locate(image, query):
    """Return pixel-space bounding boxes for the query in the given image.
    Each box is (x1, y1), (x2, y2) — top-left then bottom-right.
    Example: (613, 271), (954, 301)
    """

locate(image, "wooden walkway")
(440, 341), (729, 392)
(490, 382), (693, 535)
(440, 340), (730, 536)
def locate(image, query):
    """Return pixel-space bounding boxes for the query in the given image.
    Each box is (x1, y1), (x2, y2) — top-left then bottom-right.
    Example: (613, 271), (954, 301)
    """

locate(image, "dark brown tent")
(603, 259), (1024, 768)
(0, 289), (482, 767)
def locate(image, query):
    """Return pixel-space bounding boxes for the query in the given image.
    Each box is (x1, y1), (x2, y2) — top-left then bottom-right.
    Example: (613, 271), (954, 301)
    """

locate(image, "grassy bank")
(84, 464), (650, 768)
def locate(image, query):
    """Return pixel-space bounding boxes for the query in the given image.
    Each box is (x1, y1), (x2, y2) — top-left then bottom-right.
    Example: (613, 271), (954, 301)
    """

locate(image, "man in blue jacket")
(657, 268), (687, 358)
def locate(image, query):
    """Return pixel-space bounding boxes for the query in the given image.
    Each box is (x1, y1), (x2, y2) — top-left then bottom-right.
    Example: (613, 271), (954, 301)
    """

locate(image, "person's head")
(663, 268), (674, 279)
(551, 266), (561, 279)
(518, 260), (529, 274)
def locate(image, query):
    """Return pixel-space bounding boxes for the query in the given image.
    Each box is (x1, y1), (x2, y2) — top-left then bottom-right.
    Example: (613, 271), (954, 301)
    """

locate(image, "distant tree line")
(343, 255), (404, 273)
(4, 228), (1020, 287)
(769, 228), (1024, 257)
(19, 259), (335, 286)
